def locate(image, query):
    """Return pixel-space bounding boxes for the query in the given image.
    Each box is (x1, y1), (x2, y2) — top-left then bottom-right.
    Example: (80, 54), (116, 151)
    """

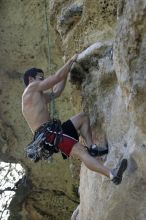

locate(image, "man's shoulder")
(22, 82), (39, 97)
(26, 82), (40, 92)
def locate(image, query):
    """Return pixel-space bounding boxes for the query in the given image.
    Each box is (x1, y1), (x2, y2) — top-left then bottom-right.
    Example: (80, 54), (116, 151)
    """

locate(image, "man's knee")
(78, 112), (89, 124)
(70, 112), (89, 130)
(79, 112), (88, 119)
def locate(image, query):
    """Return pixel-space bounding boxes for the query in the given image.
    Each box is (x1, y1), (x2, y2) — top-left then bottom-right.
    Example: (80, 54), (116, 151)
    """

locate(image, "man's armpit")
(44, 91), (55, 103)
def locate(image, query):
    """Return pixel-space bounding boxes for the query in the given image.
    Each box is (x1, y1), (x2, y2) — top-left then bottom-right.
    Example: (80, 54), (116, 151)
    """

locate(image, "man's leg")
(70, 142), (110, 177)
(70, 112), (93, 147)
(70, 142), (128, 184)
(70, 112), (108, 156)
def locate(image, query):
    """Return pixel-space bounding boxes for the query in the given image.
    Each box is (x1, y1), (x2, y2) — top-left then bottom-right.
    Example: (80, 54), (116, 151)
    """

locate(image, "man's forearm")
(52, 76), (67, 98)
(55, 55), (77, 81)
(37, 54), (78, 92)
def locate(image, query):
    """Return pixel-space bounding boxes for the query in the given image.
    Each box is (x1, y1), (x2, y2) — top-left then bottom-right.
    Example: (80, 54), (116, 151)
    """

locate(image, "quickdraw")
(25, 119), (62, 162)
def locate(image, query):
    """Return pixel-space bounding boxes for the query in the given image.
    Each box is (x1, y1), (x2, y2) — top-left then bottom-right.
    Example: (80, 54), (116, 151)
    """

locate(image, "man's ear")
(28, 76), (34, 82)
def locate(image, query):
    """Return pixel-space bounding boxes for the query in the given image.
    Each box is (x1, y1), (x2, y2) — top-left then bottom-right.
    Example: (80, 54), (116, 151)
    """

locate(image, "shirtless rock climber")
(22, 54), (127, 185)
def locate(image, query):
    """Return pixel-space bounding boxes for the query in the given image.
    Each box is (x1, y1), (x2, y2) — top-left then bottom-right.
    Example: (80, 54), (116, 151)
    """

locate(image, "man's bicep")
(38, 75), (59, 91)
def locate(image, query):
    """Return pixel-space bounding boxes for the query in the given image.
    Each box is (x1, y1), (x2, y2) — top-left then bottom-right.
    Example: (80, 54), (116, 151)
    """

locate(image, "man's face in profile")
(36, 72), (44, 81)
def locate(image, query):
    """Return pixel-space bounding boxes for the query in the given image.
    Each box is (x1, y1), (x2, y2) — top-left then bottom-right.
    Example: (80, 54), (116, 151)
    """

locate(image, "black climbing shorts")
(61, 119), (79, 141)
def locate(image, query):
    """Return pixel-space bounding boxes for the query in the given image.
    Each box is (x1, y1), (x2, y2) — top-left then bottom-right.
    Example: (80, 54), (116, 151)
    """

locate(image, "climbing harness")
(25, 119), (63, 162)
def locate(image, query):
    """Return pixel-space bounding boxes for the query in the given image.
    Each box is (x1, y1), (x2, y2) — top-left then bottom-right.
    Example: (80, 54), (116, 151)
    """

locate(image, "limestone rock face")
(0, 0), (146, 220)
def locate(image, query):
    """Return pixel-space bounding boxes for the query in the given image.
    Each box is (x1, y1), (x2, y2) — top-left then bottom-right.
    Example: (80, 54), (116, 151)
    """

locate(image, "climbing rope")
(44, 0), (59, 120)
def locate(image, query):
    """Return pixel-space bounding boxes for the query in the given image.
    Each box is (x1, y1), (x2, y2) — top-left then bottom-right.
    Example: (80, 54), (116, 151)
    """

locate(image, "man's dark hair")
(23, 68), (44, 86)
